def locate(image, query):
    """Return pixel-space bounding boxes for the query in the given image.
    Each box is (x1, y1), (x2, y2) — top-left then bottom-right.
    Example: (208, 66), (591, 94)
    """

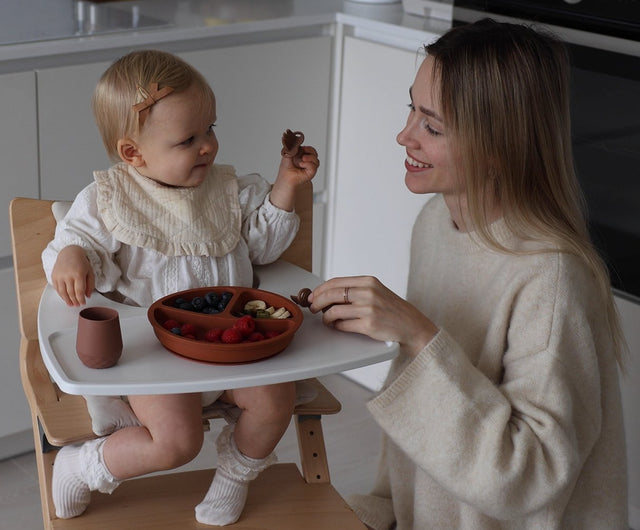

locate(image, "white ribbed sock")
(52, 444), (91, 519)
(195, 425), (276, 526)
(195, 469), (249, 526)
(52, 437), (120, 519)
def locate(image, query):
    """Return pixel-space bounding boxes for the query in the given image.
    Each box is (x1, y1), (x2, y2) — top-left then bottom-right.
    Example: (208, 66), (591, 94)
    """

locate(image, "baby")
(42, 49), (319, 526)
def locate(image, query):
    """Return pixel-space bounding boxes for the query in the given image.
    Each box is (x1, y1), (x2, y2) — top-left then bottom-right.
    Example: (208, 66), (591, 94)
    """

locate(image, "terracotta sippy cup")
(76, 306), (123, 369)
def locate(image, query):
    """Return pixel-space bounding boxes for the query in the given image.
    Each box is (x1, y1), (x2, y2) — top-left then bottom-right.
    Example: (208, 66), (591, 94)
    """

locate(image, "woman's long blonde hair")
(426, 19), (627, 368)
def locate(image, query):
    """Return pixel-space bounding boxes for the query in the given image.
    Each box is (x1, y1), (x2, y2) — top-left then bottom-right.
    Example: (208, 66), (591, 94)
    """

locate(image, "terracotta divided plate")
(147, 287), (303, 363)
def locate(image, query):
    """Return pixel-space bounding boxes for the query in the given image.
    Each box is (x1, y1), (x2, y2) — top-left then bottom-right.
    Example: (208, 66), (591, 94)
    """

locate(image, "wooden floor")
(0, 374), (381, 530)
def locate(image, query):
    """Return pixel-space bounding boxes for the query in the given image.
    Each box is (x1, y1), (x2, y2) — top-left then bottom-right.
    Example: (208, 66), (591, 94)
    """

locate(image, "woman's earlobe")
(117, 139), (144, 167)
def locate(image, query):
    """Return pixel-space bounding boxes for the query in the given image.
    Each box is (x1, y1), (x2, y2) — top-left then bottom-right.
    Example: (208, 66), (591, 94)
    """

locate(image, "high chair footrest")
(50, 463), (365, 530)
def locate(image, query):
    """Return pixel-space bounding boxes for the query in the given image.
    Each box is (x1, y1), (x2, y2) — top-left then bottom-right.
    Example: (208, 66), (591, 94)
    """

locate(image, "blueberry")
(178, 302), (195, 311)
(217, 301), (228, 311)
(221, 291), (233, 301)
(191, 296), (205, 311)
(170, 327), (182, 335)
(204, 292), (219, 307)
(202, 306), (220, 314)
(174, 297), (188, 307)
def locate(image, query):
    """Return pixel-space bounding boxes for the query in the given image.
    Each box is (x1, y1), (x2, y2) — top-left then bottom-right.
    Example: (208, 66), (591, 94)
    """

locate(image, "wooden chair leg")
(295, 414), (331, 484)
(30, 413), (57, 529)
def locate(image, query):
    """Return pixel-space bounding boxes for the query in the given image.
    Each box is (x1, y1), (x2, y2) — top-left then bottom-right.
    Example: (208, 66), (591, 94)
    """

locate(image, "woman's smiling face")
(396, 55), (463, 200)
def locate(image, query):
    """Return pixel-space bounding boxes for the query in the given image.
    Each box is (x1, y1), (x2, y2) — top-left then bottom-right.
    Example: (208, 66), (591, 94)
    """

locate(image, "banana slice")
(271, 307), (291, 319)
(244, 300), (267, 312)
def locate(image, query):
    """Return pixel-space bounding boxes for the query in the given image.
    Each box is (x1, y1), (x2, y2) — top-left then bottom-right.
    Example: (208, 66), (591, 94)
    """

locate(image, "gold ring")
(344, 287), (350, 304)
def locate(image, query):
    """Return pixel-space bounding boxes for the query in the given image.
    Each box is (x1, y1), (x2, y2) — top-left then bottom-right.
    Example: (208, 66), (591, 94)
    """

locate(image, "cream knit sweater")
(349, 194), (627, 529)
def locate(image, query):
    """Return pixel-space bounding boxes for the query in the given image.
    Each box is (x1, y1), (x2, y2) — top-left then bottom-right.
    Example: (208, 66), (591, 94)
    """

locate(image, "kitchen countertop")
(0, 0), (451, 71)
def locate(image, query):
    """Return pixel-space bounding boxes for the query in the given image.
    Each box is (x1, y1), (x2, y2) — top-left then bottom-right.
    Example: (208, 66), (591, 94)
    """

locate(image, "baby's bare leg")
(223, 382), (296, 458)
(195, 382), (295, 525)
(52, 392), (203, 519)
(103, 392), (204, 479)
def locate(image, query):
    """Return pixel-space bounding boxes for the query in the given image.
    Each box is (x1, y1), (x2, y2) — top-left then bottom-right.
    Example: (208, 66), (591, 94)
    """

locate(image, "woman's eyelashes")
(422, 119), (442, 137)
(407, 103), (443, 137)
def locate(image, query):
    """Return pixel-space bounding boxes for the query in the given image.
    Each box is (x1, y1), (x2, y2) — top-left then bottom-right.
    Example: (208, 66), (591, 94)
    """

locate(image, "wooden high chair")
(10, 182), (366, 529)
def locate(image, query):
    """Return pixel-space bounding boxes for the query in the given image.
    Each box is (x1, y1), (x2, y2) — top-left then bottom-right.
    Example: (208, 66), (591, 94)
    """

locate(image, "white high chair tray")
(38, 261), (398, 396)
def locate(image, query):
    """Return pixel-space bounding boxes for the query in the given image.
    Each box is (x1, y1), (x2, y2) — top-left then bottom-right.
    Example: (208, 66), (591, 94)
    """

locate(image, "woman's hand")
(270, 145), (320, 212)
(309, 276), (439, 357)
(50, 245), (95, 306)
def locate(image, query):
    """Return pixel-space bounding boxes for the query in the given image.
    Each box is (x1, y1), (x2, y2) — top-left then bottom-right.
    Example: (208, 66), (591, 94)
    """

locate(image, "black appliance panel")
(452, 0), (640, 302)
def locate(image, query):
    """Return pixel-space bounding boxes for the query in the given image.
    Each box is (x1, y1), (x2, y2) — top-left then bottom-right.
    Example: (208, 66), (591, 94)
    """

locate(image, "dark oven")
(452, 1), (640, 303)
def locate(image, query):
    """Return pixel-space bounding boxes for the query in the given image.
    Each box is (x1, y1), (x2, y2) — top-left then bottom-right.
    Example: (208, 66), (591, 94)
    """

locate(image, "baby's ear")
(117, 138), (144, 167)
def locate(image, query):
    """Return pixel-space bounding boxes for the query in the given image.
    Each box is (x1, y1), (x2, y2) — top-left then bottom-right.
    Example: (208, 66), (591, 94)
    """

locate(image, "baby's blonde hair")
(92, 50), (215, 160)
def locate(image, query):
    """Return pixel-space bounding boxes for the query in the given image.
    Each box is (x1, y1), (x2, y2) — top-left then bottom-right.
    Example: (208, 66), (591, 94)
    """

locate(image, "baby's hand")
(51, 245), (95, 306)
(278, 143), (319, 187)
(278, 129), (319, 186)
(271, 130), (320, 211)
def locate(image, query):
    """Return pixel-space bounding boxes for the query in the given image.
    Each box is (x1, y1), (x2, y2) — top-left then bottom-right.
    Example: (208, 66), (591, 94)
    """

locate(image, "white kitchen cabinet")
(184, 36), (332, 273)
(0, 267), (33, 459)
(326, 36), (432, 389)
(326, 36), (430, 296)
(0, 71), (39, 457)
(37, 60), (113, 200)
(36, 36), (332, 202)
(182, 36), (331, 191)
(0, 71), (39, 255)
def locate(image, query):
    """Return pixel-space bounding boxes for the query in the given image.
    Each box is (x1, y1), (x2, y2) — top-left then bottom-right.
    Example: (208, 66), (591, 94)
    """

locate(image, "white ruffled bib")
(94, 163), (241, 257)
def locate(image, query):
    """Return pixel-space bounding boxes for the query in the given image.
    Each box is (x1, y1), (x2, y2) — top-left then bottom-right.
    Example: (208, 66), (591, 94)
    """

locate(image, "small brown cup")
(76, 307), (123, 369)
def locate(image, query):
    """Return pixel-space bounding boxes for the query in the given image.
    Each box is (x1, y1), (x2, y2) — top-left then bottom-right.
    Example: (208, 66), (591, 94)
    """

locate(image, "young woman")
(310, 19), (628, 529)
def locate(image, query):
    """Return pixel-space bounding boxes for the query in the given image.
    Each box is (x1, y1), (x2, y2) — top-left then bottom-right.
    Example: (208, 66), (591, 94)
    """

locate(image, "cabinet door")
(327, 37), (431, 390)
(37, 37), (332, 199)
(37, 60), (113, 200)
(327, 37), (428, 296)
(182, 36), (331, 191)
(0, 71), (39, 256)
(0, 267), (32, 452)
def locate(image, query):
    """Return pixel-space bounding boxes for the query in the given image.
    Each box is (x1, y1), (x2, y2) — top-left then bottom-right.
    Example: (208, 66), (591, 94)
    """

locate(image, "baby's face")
(134, 84), (218, 188)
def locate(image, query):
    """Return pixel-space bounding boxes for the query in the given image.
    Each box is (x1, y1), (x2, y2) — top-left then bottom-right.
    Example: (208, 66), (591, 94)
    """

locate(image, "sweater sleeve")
(41, 183), (123, 294)
(366, 255), (604, 520)
(347, 435), (397, 530)
(237, 173), (300, 265)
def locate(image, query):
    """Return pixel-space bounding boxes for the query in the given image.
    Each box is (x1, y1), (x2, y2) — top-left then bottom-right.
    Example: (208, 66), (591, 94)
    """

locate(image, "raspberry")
(221, 328), (243, 344)
(162, 319), (180, 330)
(233, 315), (256, 337)
(264, 330), (282, 340)
(204, 328), (224, 343)
(247, 331), (265, 342)
(180, 323), (198, 336)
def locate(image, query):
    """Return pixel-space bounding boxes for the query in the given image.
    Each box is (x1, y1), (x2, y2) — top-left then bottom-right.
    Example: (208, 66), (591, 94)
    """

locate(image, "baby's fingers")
(54, 278), (87, 306)
(293, 146), (319, 171)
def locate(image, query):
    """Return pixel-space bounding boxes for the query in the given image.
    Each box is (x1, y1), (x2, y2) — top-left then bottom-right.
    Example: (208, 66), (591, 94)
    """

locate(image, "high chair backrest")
(279, 180), (313, 272)
(11, 198), (55, 342)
